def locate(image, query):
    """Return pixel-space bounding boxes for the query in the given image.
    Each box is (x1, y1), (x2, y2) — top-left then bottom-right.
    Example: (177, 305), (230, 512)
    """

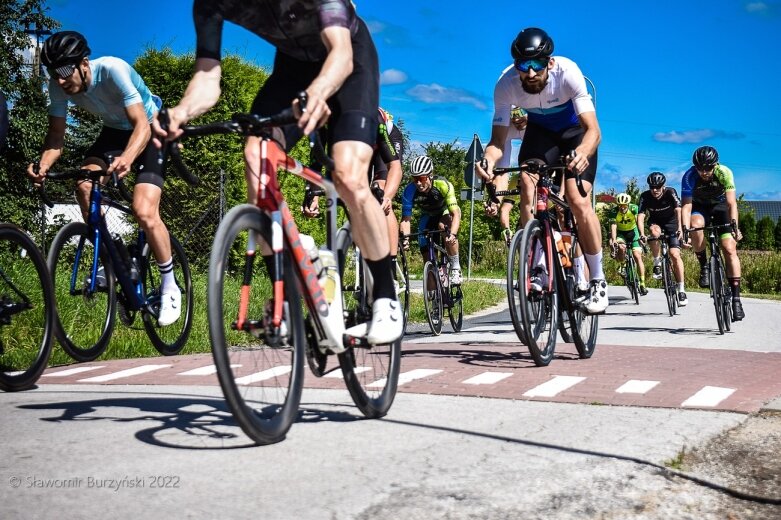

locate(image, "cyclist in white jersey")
(476, 27), (607, 314)
(26, 31), (182, 326)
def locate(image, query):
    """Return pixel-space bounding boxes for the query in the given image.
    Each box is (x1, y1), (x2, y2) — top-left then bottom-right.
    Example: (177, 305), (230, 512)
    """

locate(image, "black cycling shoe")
(732, 299), (745, 321)
(698, 266), (710, 288)
(639, 284), (648, 296)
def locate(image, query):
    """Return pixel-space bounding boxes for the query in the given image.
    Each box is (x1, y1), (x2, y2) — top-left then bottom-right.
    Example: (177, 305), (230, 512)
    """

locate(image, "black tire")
(395, 242), (410, 332)
(562, 236), (598, 359)
(506, 228), (528, 345)
(449, 282), (463, 332)
(336, 225), (401, 418)
(662, 255), (676, 317)
(422, 261), (443, 335)
(208, 204), (304, 445)
(142, 234), (193, 355)
(627, 255), (639, 305)
(710, 255), (726, 335)
(48, 222), (116, 361)
(719, 259), (732, 331)
(518, 220), (558, 366)
(0, 225), (55, 391)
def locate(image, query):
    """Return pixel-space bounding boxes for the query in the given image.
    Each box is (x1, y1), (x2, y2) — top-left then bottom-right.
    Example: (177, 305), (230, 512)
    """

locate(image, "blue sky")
(46, 0), (781, 199)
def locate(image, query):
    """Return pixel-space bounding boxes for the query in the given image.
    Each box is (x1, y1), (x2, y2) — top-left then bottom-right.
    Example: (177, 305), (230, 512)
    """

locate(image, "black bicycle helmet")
(511, 28), (554, 61)
(647, 172), (666, 187)
(692, 146), (719, 170)
(41, 31), (90, 76)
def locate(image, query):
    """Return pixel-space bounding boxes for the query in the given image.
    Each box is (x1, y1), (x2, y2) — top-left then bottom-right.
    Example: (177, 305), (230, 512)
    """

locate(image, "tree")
(756, 216), (775, 251)
(0, 1), (59, 230)
(624, 177), (641, 204)
(739, 211), (756, 250)
(775, 216), (781, 252)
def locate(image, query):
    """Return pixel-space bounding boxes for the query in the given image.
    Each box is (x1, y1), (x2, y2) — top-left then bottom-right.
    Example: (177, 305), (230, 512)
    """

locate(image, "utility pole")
(24, 19), (52, 77)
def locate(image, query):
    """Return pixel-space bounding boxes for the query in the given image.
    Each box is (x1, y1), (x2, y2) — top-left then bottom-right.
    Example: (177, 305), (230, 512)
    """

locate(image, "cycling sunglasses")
(514, 58), (548, 73)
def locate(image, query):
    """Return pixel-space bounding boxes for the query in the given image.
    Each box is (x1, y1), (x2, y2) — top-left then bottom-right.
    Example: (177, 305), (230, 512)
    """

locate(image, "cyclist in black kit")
(155, 1), (403, 344)
(637, 172), (687, 306)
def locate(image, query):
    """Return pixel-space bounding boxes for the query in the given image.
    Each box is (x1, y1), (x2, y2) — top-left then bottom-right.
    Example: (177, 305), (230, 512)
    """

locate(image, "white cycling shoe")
(581, 279), (609, 314)
(158, 289), (182, 327)
(366, 297), (403, 345)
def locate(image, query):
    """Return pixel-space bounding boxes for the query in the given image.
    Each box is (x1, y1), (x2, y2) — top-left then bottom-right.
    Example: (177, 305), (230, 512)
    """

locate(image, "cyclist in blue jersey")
(155, 1), (402, 344)
(681, 146), (744, 320)
(476, 27), (607, 314)
(26, 31), (182, 326)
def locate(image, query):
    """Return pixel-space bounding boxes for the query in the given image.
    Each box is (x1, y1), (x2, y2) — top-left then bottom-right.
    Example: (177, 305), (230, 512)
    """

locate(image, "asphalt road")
(2, 288), (780, 519)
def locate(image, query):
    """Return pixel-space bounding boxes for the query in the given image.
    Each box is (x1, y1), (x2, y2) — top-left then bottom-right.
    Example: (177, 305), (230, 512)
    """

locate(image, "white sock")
(157, 257), (177, 294)
(678, 282), (685, 292)
(585, 251), (605, 280)
(450, 255), (461, 271)
(654, 256), (661, 266)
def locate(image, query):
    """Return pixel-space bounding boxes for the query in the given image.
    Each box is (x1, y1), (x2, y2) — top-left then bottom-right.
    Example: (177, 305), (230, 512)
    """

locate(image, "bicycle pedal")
(343, 333), (370, 349)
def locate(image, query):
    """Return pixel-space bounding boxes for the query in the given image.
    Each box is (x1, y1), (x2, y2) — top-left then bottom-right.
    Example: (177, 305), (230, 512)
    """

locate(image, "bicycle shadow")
(18, 392), (363, 450)
(400, 344), (582, 369)
(601, 325), (729, 336)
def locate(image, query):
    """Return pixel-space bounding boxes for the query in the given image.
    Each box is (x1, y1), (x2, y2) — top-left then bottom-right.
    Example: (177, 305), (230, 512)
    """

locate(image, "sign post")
(463, 134), (484, 280)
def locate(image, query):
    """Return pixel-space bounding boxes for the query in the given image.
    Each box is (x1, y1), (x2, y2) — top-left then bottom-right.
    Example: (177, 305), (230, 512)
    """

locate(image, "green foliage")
(756, 216), (775, 251)
(624, 177), (641, 203)
(739, 211), (757, 250)
(775, 217), (781, 252)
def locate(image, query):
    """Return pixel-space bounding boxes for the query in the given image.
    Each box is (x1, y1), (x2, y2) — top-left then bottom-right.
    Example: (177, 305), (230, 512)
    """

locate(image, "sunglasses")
(650, 185), (664, 190)
(514, 58), (548, 73)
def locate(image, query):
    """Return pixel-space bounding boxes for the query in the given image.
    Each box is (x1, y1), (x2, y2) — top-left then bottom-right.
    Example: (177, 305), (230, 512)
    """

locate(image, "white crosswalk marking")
(523, 375), (585, 397)
(462, 372), (513, 385)
(323, 367), (372, 378)
(235, 366), (291, 385)
(78, 365), (171, 383)
(616, 380), (660, 394)
(369, 368), (442, 388)
(42, 366), (105, 377)
(681, 386), (736, 407)
(177, 364), (241, 376)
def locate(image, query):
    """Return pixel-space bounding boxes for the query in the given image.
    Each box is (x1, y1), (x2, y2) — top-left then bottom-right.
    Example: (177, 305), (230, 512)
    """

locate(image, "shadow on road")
(400, 346), (582, 368)
(18, 392), (363, 450)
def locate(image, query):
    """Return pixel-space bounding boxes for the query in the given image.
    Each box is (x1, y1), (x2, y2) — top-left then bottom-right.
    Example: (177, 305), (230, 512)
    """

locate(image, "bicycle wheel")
(141, 234), (194, 355)
(0, 225), (55, 391)
(562, 237), (598, 359)
(719, 260), (732, 331)
(627, 256), (639, 305)
(395, 243), (410, 332)
(449, 281), (463, 332)
(662, 255), (676, 317)
(506, 229), (528, 345)
(208, 204), (305, 445)
(422, 261), (443, 335)
(337, 226), (401, 418)
(709, 255), (726, 335)
(48, 222), (116, 362)
(518, 220), (558, 367)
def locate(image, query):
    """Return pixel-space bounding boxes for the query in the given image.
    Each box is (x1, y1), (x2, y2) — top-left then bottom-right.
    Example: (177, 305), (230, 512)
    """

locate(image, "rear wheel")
(518, 220), (558, 366)
(337, 225), (401, 418)
(448, 279), (463, 332)
(422, 261), (443, 335)
(506, 229), (528, 345)
(0, 225), (55, 391)
(562, 236), (598, 359)
(142, 234), (193, 355)
(48, 222), (116, 362)
(208, 204), (304, 445)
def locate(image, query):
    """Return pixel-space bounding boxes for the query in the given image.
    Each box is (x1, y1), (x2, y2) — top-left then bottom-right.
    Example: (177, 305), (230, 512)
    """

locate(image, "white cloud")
(653, 129), (715, 144)
(745, 2), (768, 13)
(406, 83), (487, 110)
(380, 69), (407, 85)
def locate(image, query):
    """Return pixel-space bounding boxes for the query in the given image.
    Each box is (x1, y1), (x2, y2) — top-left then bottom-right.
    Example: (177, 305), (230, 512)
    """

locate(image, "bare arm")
(475, 124), (509, 182)
(27, 116), (66, 182)
(636, 213), (646, 237)
(681, 197), (693, 230)
(449, 206), (462, 237)
(109, 102), (151, 177)
(725, 190), (742, 240)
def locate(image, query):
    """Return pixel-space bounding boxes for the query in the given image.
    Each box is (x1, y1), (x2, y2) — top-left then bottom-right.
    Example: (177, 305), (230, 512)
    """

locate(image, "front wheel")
(506, 228), (528, 345)
(709, 255), (726, 335)
(395, 242), (411, 332)
(0, 225), (55, 391)
(48, 222), (116, 362)
(208, 204), (305, 445)
(661, 255), (676, 317)
(518, 220), (558, 366)
(142, 234), (193, 355)
(422, 261), (443, 335)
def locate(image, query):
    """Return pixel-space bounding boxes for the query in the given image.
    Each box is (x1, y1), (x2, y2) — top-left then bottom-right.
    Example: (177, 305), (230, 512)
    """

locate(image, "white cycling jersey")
(492, 57), (594, 133)
(48, 56), (160, 131)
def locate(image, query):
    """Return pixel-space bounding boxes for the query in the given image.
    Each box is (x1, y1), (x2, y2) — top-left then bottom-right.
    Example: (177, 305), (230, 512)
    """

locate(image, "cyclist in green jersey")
(400, 156), (463, 284)
(608, 193), (648, 295)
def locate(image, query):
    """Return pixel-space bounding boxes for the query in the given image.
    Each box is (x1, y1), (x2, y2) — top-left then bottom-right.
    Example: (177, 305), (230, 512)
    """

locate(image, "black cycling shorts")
(84, 125), (164, 188)
(250, 18), (378, 151)
(648, 219), (681, 249)
(692, 200), (730, 228)
(518, 122), (597, 186)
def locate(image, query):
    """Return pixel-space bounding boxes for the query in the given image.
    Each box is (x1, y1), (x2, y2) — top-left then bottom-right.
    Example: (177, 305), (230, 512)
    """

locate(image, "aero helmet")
(41, 31), (90, 78)
(693, 146), (719, 170)
(511, 27), (554, 61)
(615, 193), (631, 205)
(410, 155), (434, 176)
(647, 172), (666, 187)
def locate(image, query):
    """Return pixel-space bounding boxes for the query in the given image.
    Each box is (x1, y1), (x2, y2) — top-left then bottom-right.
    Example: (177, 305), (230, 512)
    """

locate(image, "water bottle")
(554, 230), (571, 268)
(318, 248), (338, 304)
(299, 233), (322, 275)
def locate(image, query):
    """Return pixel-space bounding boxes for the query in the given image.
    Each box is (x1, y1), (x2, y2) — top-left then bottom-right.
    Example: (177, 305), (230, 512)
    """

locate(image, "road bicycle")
(166, 94), (401, 444)
(42, 163), (194, 362)
(405, 228), (463, 335)
(492, 158), (598, 366)
(645, 232), (678, 317)
(303, 182), (411, 337)
(685, 222), (736, 334)
(0, 223), (55, 391)
(611, 240), (644, 305)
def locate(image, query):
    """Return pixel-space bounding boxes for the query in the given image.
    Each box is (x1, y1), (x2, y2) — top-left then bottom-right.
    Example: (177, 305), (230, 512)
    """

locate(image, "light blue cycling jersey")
(48, 56), (160, 131)
(492, 57), (594, 133)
